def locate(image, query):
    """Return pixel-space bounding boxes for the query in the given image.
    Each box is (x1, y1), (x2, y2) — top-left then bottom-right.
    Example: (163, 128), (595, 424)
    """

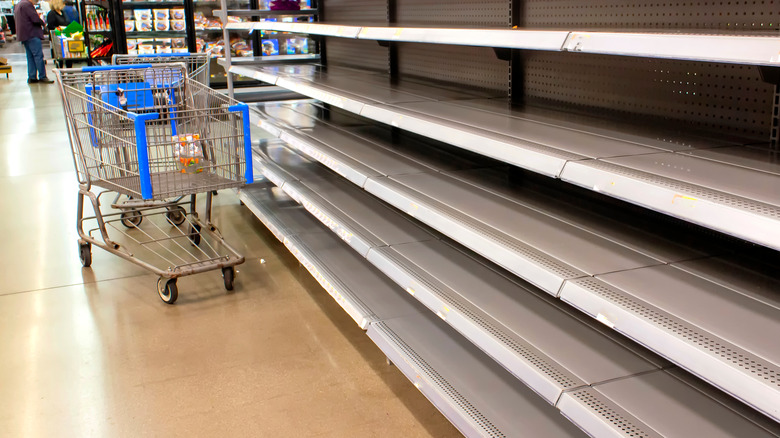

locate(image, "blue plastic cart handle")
(82, 64), (154, 72)
(134, 53), (193, 58)
(228, 104), (254, 184)
(128, 112), (160, 199)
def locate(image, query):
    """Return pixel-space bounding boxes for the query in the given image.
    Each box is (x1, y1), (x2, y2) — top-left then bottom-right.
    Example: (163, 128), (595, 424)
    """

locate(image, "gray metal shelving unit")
(240, 134), (780, 436)
(243, 100), (780, 426)
(230, 64), (780, 251)
(225, 1), (780, 435)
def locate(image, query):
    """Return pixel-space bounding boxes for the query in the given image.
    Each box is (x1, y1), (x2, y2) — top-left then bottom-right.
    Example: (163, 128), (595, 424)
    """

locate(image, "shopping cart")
(112, 53), (210, 86)
(112, 54), (212, 223)
(56, 63), (254, 304)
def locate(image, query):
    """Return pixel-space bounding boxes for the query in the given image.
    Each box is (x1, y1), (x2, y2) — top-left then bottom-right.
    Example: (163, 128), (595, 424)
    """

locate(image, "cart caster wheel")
(222, 266), (235, 291)
(166, 206), (187, 226)
(189, 224), (201, 246)
(157, 278), (178, 304)
(79, 242), (92, 268)
(120, 210), (143, 228)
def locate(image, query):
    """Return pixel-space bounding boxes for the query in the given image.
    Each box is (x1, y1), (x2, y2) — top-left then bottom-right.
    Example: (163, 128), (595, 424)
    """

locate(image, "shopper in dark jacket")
(46, 0), (70, 30)
(13, 0), (53, 83)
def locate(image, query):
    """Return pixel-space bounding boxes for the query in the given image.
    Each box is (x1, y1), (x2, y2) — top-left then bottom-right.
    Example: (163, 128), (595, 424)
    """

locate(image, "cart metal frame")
(56, 63), (253, 304)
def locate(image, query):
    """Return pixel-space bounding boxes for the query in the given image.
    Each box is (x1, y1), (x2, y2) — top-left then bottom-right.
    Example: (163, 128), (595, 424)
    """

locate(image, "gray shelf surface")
(368, 313), (589, 438)
(239, 181), (422, 328)
(559, 369), (780, 438)
(232, 63), (780, 251)
(237, 177), (591, 437)
(560, 258), (780, 421)
(227, 21), (780, 66)
(247, 101), (780, 423)
(251, 142), (673, 406)
(243, 139), (780, 436)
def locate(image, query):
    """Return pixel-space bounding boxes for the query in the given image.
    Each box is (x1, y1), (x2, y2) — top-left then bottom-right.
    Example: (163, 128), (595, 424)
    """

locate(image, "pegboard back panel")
(325, 37), (389, 72)
(398, 43), (508, 94)
(321, 0), (388, 24)
(523, 0), (780, 29)
(523, 51), (774, 139)
(396, 0), (510, 27)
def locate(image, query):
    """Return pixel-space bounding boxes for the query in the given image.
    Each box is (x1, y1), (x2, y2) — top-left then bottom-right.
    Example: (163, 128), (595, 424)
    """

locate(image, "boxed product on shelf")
(137, 20), (153, 32)
(232, 38), (252, 57)
(171, 20), (186, 31)
(194, 12), (205, 30)
(205, 18), (222, 29)
(133, 9), (152, 21)
(172, 48), (188, 54)
(155, 20), (170, 31)
(170, 8), (185, 20)
(155, 9), (169, 20)
(127, 39), (138, 50)
(125, 21), (134, 32)
(171, 37), (186, 49)
(261, 39), (279, 56)
(127, 49), (138, 55)
(285, 37), (308, 55)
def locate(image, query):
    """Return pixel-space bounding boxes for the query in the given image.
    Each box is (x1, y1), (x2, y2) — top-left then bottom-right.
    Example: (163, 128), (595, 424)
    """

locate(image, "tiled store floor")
(0, 42), (457, 437)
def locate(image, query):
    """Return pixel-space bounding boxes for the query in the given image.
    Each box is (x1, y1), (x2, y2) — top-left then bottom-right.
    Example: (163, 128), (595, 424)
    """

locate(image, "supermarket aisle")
(0, 46), (458, 437)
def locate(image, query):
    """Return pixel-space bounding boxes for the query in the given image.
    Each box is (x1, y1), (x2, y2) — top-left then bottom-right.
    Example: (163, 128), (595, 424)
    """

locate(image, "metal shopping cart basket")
(112, 53), (210, 86)
(55, 63), (254, 304)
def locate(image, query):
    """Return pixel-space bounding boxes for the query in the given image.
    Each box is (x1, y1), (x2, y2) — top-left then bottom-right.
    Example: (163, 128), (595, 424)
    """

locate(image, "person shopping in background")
(63, 1), (79, 24)
(47, 0), (73, 68)
(14, 0), (53, 84)
(47, 0), (70, 30)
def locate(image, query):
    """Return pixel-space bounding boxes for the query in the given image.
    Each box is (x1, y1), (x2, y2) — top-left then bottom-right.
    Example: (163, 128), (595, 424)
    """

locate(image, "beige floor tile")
(0, 45), (460, 437)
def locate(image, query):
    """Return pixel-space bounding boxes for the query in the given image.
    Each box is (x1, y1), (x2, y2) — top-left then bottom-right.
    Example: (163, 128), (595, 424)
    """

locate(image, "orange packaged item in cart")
(172, 134), (209, 174)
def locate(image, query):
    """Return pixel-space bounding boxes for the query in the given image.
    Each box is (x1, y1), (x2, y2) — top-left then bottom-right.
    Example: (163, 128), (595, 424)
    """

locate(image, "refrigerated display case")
(113, 0), (316, 87)
(116, 0), (191, 61)
(193, 0), (253, 87)
(80, 0), (120, 65)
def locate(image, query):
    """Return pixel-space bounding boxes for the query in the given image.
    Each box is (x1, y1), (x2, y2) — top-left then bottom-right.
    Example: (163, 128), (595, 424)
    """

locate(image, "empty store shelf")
(246, 101), (780, 422)
(234, 64), (780, 251)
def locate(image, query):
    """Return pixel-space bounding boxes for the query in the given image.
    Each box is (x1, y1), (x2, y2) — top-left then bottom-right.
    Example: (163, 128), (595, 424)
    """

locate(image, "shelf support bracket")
(759, 67), (780, 151)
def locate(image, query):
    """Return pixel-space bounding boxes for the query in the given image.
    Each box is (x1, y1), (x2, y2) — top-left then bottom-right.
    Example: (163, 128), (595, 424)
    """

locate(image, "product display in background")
(84, 6), (111, 32)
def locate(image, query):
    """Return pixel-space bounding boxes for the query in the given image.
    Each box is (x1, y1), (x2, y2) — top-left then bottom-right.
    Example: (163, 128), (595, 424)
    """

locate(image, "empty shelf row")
(230, 63), (780, 252)
(246, 101), (780, 423)
(239, 141), (780, 437)
(224, 20), (780, 66)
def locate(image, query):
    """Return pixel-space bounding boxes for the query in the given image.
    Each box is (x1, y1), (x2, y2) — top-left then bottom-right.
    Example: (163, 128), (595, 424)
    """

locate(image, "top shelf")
(121, 1), (184, 8)
(224, 21), (780, 66)
(216, 8), (317, 17)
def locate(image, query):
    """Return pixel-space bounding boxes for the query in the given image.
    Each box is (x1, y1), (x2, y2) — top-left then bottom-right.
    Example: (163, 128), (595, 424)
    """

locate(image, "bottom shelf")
(239, 179), (590, 437)
(240, 174), (780, 437)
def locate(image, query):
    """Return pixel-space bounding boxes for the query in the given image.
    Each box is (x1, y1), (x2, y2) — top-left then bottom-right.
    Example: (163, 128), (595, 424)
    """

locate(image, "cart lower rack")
(56, 63), (254, 303)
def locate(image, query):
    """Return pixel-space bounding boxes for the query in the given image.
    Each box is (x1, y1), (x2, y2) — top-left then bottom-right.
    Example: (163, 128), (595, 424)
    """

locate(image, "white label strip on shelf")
(224, 22), (254, 31)
(563, 32), (780, 66)
(360, 104), (569, 178)
(251, 22), (362, 38)
(357, 27), (569, 51)
(276, 78), (366, 114)
(228, 65), (278, 85)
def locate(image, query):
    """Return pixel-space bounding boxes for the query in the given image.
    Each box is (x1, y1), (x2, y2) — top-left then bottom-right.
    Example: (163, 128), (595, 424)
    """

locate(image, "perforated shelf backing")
(523, 51), (775, 139)
(325, 37), (389, 72)
(396, 0), (510, 27)
(320, 0), (387, 24)
(398, 43), (509, 95)
(523, 0), (780, 29)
